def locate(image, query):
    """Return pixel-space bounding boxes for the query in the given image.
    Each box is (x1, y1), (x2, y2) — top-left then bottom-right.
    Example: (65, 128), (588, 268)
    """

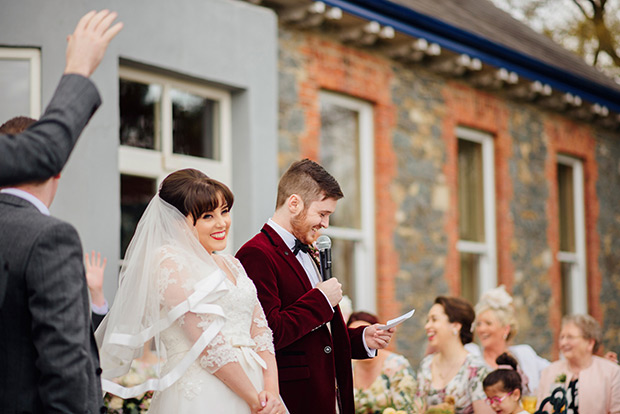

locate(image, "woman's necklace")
(433, 354), (464, 384)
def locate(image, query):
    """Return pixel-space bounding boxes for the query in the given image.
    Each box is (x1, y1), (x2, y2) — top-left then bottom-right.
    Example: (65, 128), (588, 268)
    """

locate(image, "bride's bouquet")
(104, 361), (156, 414)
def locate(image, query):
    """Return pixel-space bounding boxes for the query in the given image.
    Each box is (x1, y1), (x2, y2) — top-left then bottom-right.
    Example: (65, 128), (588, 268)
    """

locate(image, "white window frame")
(118, 66), (233, 250)
(319, 91), (376, 313)
(118, 67), (232, 184)
(0, 48), (41, 118)
(456, 127), (497, 297)
(557, 154), (587, 314)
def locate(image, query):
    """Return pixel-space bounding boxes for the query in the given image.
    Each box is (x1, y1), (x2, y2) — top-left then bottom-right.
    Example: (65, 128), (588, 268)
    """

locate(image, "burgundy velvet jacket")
(236, 224), (369, 414)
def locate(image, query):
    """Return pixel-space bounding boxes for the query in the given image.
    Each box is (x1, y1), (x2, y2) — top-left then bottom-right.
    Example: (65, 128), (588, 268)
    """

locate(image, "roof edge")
(321, 0), (620, 113)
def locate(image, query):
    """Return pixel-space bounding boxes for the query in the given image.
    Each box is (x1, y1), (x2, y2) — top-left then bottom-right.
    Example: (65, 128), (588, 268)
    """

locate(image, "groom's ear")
(287, 194), (305, 215)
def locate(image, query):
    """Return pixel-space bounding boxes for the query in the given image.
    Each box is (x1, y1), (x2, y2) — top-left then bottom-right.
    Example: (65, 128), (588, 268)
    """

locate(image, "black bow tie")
(292, 238), (311, 256)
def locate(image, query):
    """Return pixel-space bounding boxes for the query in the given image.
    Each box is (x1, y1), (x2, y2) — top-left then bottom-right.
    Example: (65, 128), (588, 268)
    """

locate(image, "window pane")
(558, 163), (576, 252)
(120, 175), (157, 257)
(458, 139), (485, 242)
(119, 79), (160, 149)
(172, 89), (218, 159)
(330, 238), (356, 305)
(0, 59), (30, 121)
(320, 100), (361, 229)
(460, 252), (480, 304)
(560, 261), (573, 315)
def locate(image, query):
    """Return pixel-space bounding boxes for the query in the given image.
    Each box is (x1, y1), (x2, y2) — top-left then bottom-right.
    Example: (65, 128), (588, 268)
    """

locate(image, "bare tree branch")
(571, 0), (590, 18)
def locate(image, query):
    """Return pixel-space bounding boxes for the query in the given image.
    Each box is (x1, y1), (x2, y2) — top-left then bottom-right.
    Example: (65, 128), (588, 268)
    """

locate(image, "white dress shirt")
(1, 188), (50, 215)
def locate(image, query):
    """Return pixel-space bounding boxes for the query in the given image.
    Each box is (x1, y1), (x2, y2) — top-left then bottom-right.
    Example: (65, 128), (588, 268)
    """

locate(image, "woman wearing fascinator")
(465, 286), (549, 396)
(96, 169), (285, 414)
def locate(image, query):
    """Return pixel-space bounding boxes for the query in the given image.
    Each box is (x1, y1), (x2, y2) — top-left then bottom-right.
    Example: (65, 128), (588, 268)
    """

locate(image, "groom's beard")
(290, 208), (319, 245)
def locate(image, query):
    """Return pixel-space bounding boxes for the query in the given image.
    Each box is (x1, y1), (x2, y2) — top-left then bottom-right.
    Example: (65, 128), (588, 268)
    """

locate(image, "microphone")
(316, 235), (332, 281)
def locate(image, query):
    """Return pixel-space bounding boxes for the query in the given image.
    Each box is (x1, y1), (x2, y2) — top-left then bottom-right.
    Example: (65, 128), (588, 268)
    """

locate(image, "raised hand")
(64, 10), (123, 77)
(85, 250), (107, 307)
(316, 277), (342, 307)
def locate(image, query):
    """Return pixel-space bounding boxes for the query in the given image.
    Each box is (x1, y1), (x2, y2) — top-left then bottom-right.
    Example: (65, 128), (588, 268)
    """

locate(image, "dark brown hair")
(0, 116), (36, 134)
(159, 169), (234, 224)
(347, 311), (379, 327)
(483, 353), (522, 395)
(435, 296), (475, 344)
(276, 159), (343, 209)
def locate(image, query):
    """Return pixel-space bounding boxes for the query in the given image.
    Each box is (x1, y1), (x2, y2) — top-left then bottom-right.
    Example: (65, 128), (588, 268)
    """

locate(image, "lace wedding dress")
(97, 197), (279, 413)
(148, 250), (275, 413)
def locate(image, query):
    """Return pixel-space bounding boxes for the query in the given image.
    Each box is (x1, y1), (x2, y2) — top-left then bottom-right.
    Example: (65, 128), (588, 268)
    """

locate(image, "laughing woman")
(417, 297), (494, 414)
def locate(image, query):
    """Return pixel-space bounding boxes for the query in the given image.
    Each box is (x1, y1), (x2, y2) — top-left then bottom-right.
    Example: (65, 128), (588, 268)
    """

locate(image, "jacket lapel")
(261, 224), (313, 292)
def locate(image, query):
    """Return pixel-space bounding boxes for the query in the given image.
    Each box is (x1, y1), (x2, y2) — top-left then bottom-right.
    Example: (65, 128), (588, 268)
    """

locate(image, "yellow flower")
(395, 411), (407, 414)
(383, 408), (397, 414)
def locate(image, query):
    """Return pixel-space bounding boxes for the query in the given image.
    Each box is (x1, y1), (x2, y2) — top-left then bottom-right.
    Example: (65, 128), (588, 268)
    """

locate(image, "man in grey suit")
(0, 116), (106, 413)
(0, 10), (122, 414)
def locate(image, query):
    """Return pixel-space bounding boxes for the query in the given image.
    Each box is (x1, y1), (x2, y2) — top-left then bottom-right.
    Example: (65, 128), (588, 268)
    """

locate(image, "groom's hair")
(275, 159), (343, 209)
(159, 168), (234, 224)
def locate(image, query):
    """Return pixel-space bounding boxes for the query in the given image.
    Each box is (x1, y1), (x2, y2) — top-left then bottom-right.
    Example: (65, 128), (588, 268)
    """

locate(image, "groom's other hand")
(64, 10), (123, 77)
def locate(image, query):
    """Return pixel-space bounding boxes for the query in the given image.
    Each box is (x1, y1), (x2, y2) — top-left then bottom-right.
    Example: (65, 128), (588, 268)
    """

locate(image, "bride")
(96, 169), (284, 413)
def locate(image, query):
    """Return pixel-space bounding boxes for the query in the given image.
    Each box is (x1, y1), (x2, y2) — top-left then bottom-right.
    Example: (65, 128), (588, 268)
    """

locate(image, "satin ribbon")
(231, 337), (267, 370)
(100, 270), (229, 398)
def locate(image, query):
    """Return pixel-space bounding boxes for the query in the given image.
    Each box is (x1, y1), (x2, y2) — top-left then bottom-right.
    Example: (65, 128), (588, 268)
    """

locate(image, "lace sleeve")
(158, 251), (238, 374)
(251, 301), (274, 354)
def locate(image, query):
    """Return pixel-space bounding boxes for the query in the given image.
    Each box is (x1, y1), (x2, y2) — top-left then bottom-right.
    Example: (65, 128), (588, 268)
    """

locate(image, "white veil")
(95, 195), (228, 398)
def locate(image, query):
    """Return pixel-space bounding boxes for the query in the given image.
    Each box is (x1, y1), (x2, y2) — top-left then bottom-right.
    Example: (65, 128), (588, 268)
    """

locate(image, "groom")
(237, 159), (393, 414)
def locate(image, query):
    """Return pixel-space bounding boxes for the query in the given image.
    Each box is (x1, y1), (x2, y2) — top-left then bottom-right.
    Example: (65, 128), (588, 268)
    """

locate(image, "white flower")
(478, 285), (513, 310)
(108, 396), (124, 410)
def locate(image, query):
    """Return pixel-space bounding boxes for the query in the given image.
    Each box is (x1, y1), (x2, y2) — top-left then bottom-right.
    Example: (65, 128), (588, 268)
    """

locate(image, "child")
(483, 353), (529, 414)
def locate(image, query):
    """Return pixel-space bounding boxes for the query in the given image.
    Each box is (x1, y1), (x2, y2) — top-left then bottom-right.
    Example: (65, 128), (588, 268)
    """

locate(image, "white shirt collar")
(0, 188), (50, 215)
(267, 218), (297, 252)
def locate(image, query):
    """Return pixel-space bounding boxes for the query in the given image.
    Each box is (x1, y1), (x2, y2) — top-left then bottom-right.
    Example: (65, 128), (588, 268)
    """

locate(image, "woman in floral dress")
(417, 297), (493, 414)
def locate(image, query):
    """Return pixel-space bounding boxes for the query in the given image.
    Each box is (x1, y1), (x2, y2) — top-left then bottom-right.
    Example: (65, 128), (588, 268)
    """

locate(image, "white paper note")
(377, 309), (415, 330)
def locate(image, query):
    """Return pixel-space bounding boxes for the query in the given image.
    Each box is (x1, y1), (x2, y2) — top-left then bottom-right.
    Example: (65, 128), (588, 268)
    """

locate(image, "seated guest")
(466, 286), (549, 395)
(417, 297), (494, 414)
(348, 312), (417, 413)
(483, 353), (529, 414)
(536, 314), (620, 413)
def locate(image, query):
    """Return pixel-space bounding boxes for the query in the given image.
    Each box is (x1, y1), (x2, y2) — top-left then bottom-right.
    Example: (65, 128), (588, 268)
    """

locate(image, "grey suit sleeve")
(0, 74), (101, 186)
(26, 221), (93, 412)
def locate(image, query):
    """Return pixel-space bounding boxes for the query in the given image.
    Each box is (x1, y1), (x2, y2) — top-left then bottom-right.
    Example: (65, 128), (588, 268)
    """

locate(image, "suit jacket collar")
(261, 224), (314, 291)
(0, 192), (43, 214)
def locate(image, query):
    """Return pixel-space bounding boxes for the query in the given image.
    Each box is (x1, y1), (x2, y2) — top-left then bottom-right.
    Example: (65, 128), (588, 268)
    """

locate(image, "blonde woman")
(465, 286), (549, 395)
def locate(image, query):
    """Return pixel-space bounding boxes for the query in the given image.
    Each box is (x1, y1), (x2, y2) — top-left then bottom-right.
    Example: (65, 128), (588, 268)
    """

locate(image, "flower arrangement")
(104, 361), (157, 414)
(424, 395), (456, 414)
(354, 369), (420, 414)
(105, 390), (153, 414)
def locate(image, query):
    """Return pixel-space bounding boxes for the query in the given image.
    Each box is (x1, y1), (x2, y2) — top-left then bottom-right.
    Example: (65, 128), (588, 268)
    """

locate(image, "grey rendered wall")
(0, 0), (278, 302)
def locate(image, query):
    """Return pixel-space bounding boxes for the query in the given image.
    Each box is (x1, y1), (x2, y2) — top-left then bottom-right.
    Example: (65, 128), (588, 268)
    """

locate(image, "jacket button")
(324, 346), (332, 354)
(96, 367), (103, 375)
